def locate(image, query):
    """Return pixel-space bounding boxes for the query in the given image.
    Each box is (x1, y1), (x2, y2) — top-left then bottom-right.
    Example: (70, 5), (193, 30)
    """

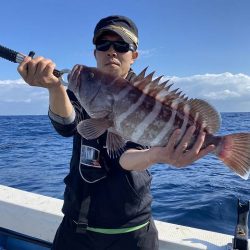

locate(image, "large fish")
(67, 65), (250, 180)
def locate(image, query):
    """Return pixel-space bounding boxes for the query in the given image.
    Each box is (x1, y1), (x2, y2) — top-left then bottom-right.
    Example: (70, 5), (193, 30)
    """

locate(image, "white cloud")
(204, 89), (240, 100)
(164, 72), (250, 112)
(0, 79), (49, 115)
(5, 98), (32, 103)
(0, 72), (250, 115)
(0, 79), (26, 85)
(138, 48), (157, 58)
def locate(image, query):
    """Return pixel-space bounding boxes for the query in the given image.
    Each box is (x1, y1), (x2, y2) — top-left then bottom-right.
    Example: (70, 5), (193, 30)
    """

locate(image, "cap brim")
(93, 26), (138, 46)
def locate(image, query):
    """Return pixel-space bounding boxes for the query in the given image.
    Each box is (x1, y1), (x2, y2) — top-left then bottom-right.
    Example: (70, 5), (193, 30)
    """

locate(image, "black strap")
(75, 195), (91, 233)
(233, 199), (249, 250)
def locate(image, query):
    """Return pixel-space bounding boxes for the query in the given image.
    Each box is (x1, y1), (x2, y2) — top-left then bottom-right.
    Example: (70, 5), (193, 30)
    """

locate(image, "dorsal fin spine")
(131, 67), (188, 110)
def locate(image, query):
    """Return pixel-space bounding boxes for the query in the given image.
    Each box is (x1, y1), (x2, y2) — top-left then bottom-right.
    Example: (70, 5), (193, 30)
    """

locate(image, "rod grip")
(0, 45), (18, 62)
(53, 69), (63, 78)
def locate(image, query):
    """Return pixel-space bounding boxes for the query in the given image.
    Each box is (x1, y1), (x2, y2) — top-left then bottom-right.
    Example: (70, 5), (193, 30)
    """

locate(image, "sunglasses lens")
(95, 40), (135, 53)
(96, 41), (111, 51)
(113, 42), (130, 53)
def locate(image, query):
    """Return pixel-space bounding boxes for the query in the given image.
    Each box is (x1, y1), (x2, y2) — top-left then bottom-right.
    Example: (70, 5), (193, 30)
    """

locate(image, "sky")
(0, 0), (250, 115)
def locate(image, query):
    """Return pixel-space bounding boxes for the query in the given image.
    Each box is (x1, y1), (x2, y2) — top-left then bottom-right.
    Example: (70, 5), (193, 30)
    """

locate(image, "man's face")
(94, 33), (138, 78)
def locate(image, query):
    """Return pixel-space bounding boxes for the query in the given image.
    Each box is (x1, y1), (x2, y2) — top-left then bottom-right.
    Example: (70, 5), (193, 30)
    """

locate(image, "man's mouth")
(105, 61), (120, 66)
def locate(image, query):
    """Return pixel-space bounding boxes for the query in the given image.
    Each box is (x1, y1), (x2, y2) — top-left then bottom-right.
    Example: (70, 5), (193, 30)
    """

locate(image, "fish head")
(68, 65), (114, 118)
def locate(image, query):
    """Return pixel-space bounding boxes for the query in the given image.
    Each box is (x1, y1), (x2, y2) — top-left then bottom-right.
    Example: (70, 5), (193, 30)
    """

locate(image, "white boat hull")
(0, 185), (248, 249)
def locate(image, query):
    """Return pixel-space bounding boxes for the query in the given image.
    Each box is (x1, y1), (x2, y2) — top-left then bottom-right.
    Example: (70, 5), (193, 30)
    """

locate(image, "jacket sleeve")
(100, 140), (146, 173)
(48, 89), (85, 137)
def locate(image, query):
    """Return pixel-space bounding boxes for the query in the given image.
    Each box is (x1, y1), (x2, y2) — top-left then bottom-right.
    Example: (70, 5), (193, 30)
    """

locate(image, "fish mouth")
(68, 65), (82, 93)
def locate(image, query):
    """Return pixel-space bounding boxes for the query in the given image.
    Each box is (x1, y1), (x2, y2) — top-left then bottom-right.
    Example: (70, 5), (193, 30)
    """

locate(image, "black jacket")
(49, 70), (153, 228)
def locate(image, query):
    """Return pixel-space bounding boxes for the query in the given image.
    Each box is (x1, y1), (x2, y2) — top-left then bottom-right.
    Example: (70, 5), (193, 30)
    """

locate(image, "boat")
(0, 184), (249, 250)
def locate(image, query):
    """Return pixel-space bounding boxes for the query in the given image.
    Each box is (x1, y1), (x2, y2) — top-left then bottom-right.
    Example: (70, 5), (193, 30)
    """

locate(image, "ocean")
(0, 113), (249, 236)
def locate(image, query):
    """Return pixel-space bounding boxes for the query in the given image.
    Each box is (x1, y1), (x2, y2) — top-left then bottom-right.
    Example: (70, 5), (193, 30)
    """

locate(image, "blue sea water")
(0, 113), (249, 236)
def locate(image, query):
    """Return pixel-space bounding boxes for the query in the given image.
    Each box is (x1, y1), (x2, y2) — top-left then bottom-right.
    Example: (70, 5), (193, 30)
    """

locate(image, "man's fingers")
(175, 126), (195, 154)
(17, 56), (32, 79)
(25, 57), (45, 81)
(17, 55), (60, 89)
(17, 56), (56, 86)
(36, 59), (53, 77)
(194, 144), (215, 161)
(191, 129), (206, 154)
(166, 129), (181, 151)
(182, 125), (196, 143)
(18, 56), (45, 84)
(44, 62), (56, 78)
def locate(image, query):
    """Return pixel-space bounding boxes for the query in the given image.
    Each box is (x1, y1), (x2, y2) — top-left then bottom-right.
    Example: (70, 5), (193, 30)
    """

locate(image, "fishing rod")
(0, 44), (70, 85)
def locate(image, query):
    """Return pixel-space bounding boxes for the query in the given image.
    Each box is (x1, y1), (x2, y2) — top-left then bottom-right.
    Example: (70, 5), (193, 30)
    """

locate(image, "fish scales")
(115, 89), (189, 146)
(116, 90), (157, 141)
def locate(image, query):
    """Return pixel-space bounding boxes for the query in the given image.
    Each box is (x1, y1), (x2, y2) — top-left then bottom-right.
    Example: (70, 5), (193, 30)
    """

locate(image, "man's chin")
(103, 65), (121, 77)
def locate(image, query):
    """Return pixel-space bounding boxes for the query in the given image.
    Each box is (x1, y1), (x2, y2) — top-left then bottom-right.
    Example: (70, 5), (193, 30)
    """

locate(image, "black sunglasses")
(95, 40), (136, 53)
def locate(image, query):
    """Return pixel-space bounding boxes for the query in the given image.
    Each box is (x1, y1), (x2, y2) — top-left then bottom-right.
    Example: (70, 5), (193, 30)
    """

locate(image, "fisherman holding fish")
(17, 15), (249, 250)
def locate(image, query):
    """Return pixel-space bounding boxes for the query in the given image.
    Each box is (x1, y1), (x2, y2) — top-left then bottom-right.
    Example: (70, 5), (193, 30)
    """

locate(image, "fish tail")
(216, 133), (250, 180)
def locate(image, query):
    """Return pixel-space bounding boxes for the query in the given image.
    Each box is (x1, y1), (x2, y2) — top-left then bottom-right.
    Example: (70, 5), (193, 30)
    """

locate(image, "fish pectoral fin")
(77, 118), (112, 140)
(106, 131), (126, 157)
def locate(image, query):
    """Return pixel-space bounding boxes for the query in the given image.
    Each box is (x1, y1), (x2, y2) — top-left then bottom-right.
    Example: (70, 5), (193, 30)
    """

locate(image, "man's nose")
(107, 45), (117, 57)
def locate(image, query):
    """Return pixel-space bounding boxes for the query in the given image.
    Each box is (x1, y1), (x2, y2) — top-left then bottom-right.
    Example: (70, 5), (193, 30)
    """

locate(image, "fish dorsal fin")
(133, 67), (148, 82)
(131, 68), (221, 133)
(187, 98), (221, 133)
(132, 68), (187, 105)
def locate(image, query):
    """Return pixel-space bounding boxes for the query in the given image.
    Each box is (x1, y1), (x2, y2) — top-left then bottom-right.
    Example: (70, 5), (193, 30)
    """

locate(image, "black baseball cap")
(93, 15), (139, 48)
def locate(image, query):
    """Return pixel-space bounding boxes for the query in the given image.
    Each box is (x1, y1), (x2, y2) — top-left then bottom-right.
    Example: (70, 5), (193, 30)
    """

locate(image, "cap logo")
(108, 25), (138, 46)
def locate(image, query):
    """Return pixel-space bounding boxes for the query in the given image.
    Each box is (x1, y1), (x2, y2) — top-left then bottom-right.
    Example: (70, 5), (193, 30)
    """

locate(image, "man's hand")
(119, 126), (215, 171)
(17, 56), (73, 118)
(17, 56), (61, 90)
(149, 126), (215, 168)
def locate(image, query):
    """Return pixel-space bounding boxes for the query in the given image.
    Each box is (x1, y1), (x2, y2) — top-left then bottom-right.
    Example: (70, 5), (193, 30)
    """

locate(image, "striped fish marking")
(176, 104), (190, 144)
(114, 85), (133, 102)
(116, 90), (147, 131)
(131, 100), (163, 142)
(68, 65), (250, 180)
(150, 106), (177, 146)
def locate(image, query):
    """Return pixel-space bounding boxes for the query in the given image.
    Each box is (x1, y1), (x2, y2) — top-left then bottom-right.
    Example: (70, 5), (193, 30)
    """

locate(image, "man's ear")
(132, 51), (138, 60)
(94, 49), (97, 58)
(131, 51), (139, 64)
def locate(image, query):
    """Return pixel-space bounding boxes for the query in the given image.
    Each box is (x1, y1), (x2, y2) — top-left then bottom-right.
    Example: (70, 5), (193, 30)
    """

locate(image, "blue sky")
(1, 0), (250, 114)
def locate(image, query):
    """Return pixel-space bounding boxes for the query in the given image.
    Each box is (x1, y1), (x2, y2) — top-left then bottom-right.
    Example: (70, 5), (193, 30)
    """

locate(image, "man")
(18, 15), (214, 250)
